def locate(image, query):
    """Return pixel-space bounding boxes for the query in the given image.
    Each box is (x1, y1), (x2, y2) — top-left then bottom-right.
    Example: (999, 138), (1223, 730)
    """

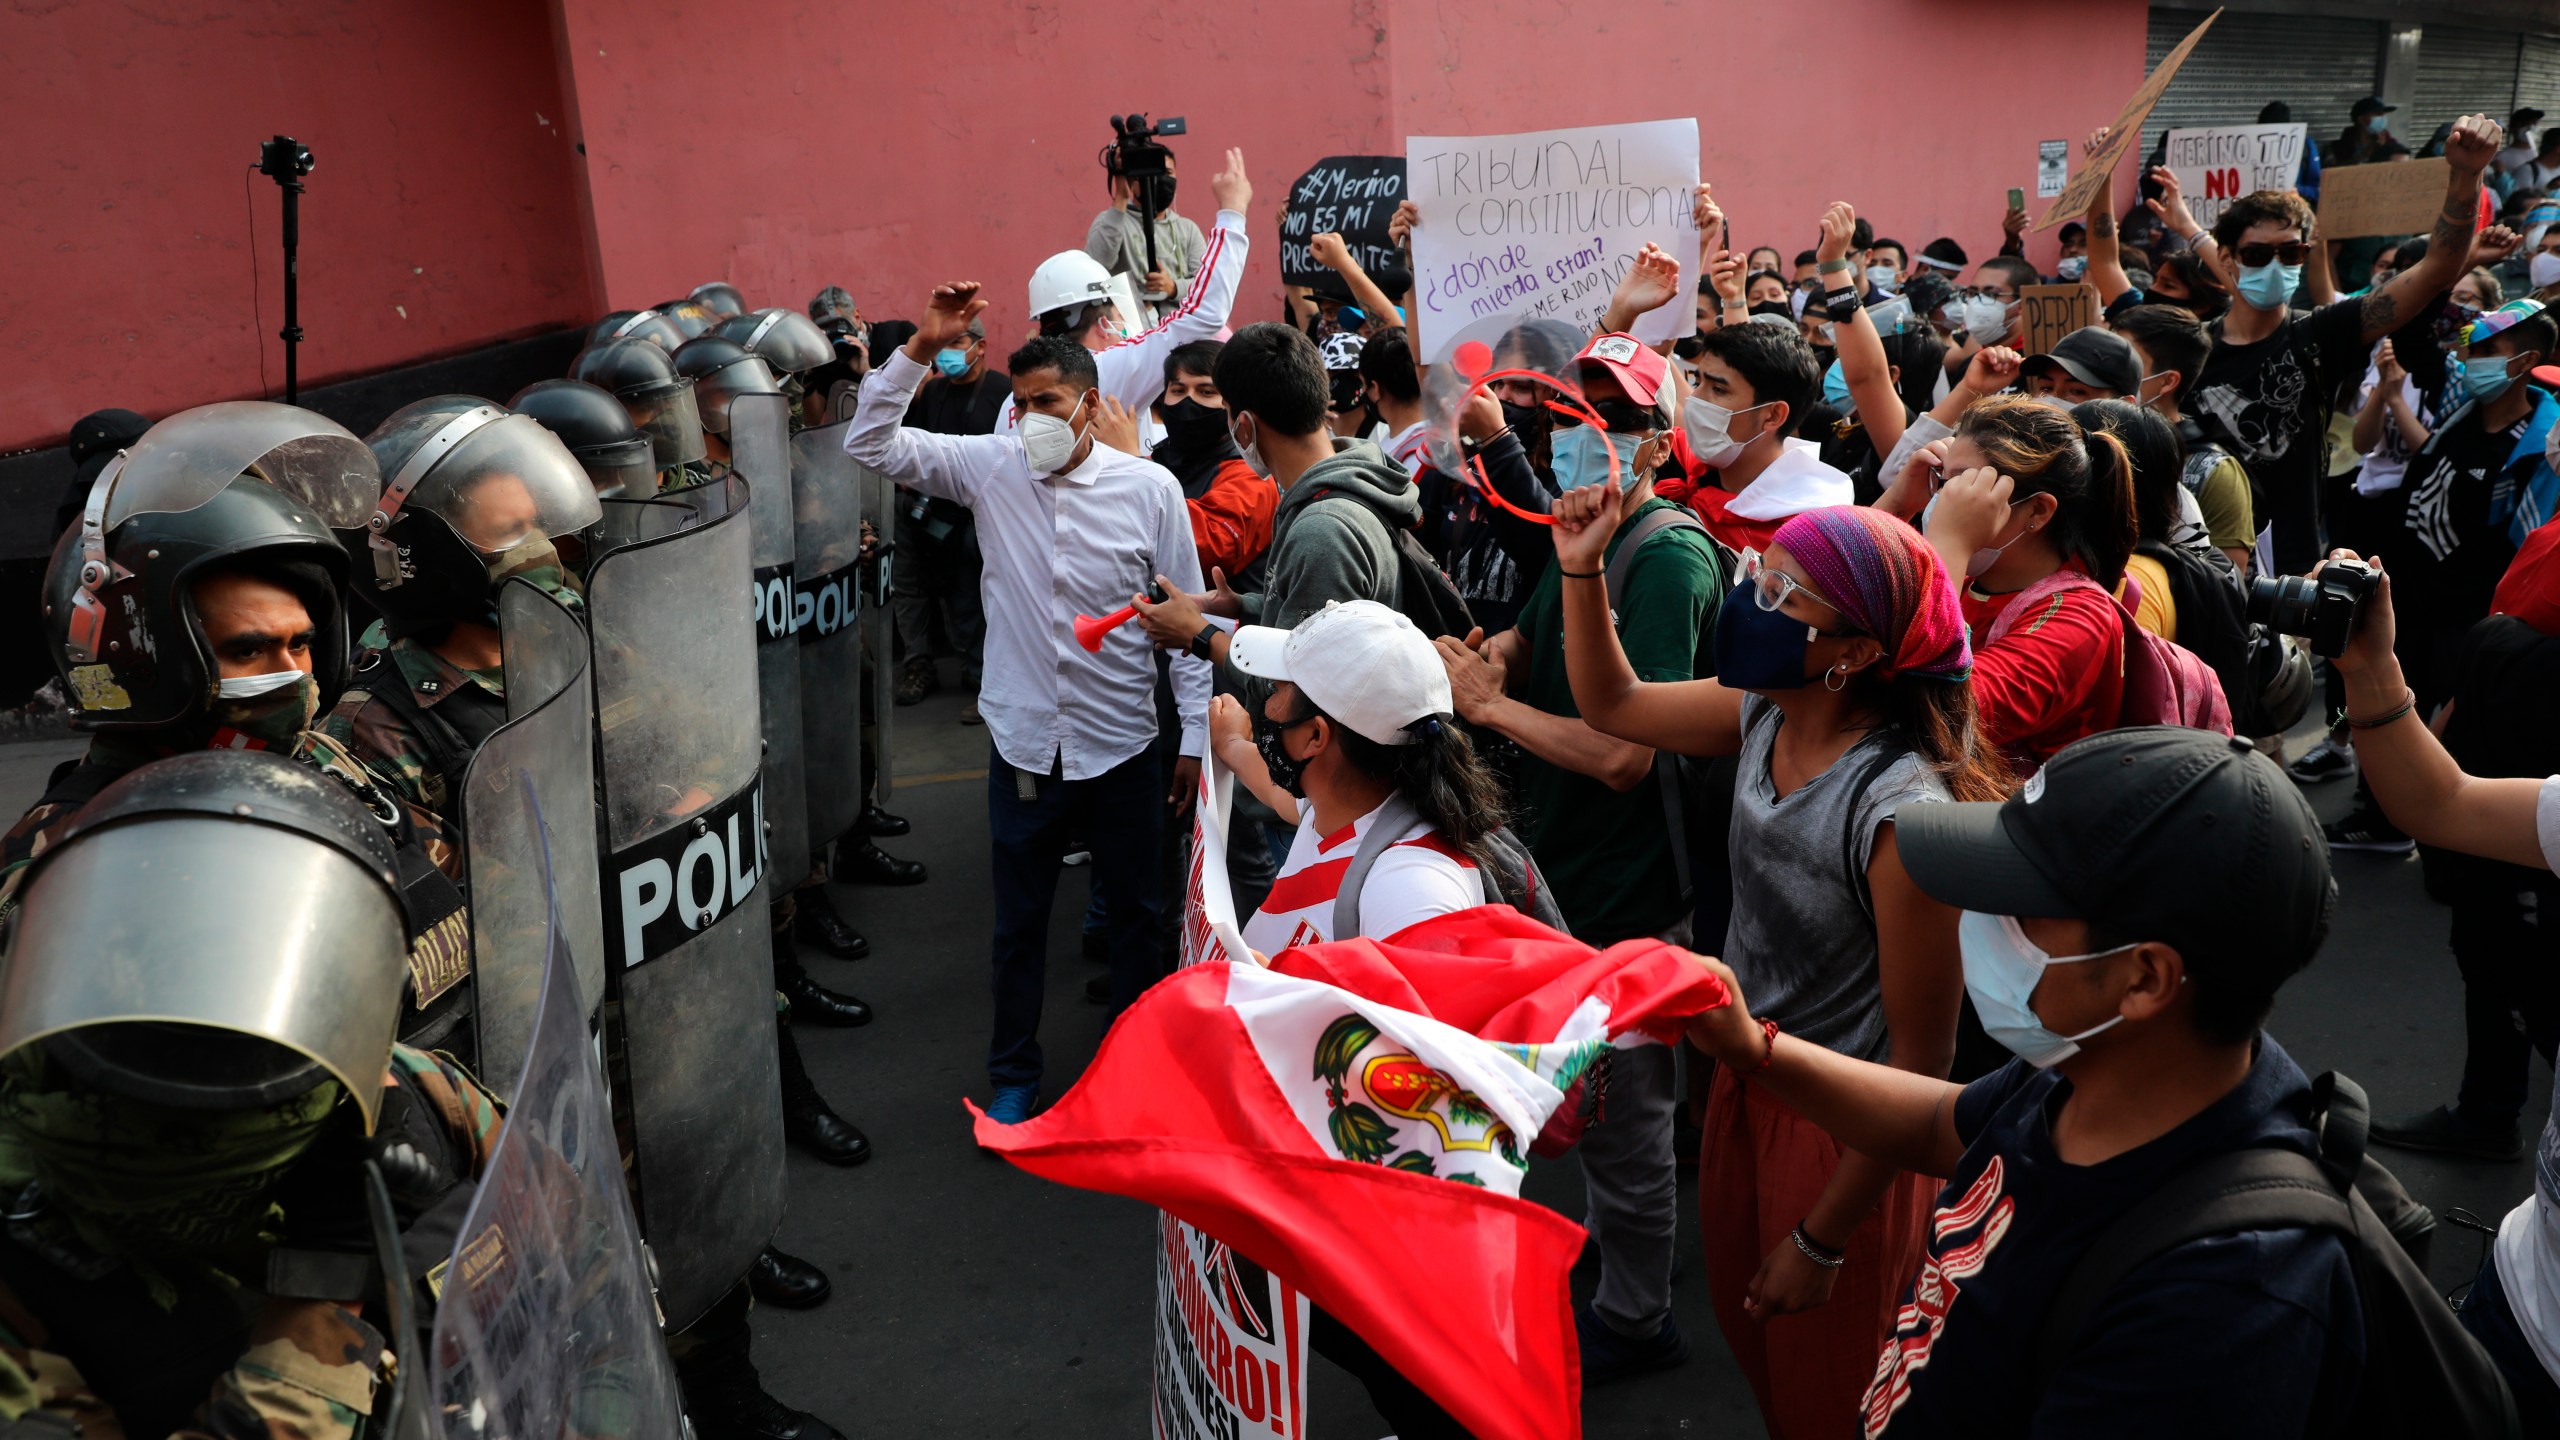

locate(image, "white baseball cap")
(1226, 601), (1452, 746)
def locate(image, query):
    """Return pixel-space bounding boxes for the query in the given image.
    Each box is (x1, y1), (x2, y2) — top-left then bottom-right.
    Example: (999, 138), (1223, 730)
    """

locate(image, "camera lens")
(2244, 574), (2321, 640)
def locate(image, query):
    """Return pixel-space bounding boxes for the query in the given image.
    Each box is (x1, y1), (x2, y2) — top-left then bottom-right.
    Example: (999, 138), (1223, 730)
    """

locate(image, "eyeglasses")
(2233, 241), (2314, 268)
(1737, 548), (1856, 634)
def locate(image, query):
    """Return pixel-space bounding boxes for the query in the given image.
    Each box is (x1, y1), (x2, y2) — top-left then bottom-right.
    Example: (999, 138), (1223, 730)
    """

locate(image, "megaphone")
(1073, 603), (1138, 653)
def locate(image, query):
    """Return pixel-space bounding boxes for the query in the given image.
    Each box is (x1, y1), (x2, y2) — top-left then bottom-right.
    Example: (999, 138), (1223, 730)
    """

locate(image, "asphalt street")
(0, 676), (2541, 1438)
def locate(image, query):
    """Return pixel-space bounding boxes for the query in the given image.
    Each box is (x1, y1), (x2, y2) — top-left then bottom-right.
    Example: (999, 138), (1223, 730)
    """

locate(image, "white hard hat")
(1028, 250), (1116, 321)
(1227, 601), (1452, 746)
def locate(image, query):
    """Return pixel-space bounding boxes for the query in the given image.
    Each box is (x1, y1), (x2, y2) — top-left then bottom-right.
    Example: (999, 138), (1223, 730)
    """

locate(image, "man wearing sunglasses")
(2188, 113), (2507, 577)
(1433, 332), (1726, 1384)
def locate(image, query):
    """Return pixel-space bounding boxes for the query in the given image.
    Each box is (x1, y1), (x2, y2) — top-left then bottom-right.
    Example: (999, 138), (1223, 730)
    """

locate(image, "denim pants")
(986, 744), (1164, 1089)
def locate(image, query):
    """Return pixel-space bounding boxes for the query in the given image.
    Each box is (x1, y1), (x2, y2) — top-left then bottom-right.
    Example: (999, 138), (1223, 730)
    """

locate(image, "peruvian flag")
(972, 905), (1729, 1440)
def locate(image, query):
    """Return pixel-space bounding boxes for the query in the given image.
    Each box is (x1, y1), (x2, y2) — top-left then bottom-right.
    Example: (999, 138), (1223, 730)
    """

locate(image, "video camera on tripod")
(1102, 113), (1187, 277)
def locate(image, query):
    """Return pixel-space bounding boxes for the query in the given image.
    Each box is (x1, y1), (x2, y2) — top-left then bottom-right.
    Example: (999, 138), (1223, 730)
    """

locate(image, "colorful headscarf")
(1768, 505), (1972, 680)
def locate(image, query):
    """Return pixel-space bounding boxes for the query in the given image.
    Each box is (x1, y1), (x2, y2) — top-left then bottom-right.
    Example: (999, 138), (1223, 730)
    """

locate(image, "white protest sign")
(1159, 744), (1307, 1440)
(2163, 123), (2308, 228)
(2037, 140), (2070, 199)
(1406, 118), (1700, 361)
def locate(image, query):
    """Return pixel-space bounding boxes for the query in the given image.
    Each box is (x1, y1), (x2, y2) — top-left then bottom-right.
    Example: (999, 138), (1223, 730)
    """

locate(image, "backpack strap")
(1332, 792), (1428, 940)
(1601, 506), (1712, 898)
(340, 653), (489, 824)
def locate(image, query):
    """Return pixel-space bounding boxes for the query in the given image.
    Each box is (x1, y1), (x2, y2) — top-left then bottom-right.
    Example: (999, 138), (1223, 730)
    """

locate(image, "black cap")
(1897, 728), (2334, 964)
(2019, 326), (2144, 396)
(2351, 95), (2397, 118)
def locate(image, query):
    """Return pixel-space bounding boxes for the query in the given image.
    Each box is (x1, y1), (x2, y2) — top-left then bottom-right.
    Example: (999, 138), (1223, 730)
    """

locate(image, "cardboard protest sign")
(2164, 123), (2308, 228)
(2020, 284), (2099, 358)
(2036, 7), (2222, 231)
(2318, 158), (2453, 241)
(1160, 745), (1308, 1440)
(1279, 156), (1406, 288)
(1406, 117), (1700, 361)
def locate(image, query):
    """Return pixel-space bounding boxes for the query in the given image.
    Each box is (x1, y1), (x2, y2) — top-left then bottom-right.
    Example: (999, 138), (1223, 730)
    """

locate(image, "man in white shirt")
(846, 283), (1211, 1126)
(1012, 147), (1255, 431)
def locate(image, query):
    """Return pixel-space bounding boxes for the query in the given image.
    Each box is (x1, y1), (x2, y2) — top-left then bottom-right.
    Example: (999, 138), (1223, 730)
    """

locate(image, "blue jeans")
(986, 744), (1165, 1089)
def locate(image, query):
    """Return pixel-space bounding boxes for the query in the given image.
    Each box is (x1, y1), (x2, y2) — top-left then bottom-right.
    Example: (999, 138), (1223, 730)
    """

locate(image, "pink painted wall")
(1, 0), (597, 452)
(556, 0), (2149, 349)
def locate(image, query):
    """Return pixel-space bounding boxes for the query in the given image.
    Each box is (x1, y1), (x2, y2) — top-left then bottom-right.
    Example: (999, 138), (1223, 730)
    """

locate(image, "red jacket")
(1188, 457), (1279, 580)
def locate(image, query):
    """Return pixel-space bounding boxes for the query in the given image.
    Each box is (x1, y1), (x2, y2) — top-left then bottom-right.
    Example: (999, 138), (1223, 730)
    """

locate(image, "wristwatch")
(1188, 624), (1219, 661)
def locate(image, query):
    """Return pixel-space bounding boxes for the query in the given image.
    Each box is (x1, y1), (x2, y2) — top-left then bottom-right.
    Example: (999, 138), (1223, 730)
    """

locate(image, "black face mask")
(1251, 709), (1311, 799)
(1499, 398), (1551, 445)
(1159, 398), (1235, 458)
(1142, 174), (1177, 213)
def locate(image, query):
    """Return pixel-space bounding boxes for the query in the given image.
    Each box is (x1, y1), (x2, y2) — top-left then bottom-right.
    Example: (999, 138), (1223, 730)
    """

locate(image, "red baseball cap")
(1574, 332), (1669, 408)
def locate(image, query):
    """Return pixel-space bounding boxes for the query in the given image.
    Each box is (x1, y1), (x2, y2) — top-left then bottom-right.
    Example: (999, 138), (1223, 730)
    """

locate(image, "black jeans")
(2448, 878), (2560, 1125)
(984, 744), (1164, 1089)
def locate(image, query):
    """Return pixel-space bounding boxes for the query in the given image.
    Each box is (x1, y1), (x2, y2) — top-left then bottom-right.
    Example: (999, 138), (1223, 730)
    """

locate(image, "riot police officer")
(673, 333), (786, 478)
(513, 377), (661, 501)
(573, 337), (713, 492)
(13, 402), (470, 1056)
(691, 280), (749, 320)
(589, 307), (688, 353)
(0, 748), (504, 1439)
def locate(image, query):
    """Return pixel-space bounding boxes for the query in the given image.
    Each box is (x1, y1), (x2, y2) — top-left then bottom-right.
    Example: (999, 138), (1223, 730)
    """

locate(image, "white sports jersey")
(1240, 798), (1486, 955)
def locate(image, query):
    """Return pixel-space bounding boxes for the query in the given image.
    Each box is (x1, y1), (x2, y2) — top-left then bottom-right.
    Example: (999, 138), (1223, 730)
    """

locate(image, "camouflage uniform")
(0, 1045), (501, 1440)
(310, 636), (508, 882)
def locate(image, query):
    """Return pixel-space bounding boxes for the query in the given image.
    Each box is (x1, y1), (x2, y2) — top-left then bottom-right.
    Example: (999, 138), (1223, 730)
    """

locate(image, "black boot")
(778, 1025), (871, 1166)
(857, 804), (910, 837)
(782, 970), (873, 1027)
(673, 1284), (845, 1440)
(793, 886), (869, 960)
(749, 1245), (832, 1310)
(836, 838), (927, 885)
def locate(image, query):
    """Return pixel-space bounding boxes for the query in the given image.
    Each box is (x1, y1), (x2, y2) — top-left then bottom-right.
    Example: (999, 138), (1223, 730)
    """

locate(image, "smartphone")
(2007, 187), (2026, 212)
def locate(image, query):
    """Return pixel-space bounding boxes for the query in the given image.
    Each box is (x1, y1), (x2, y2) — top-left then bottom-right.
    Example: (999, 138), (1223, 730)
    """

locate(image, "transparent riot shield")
(455, 581), (603, 1098)
(791, 421), (866, 849)
(583, 476), (783, 1330)
(430, 782), (686, 1440)
(731, 393), (808, 883)
(591, 496), (700, 557)
(859, 462), (896, 804)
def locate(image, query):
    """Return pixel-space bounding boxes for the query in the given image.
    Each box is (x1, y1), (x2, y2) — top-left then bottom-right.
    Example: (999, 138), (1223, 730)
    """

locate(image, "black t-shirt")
(2381, 401), (2533, 636)
(904, 370), (1011, 437)
(1864, 1035), (2362, 1439)
(2190, 299), (2368, 573)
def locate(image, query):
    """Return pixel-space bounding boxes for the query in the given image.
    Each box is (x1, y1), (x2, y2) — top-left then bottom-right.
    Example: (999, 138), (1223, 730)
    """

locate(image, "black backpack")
(2132, 538), (2306, 738)
(2031, 1071), (2519, 1439)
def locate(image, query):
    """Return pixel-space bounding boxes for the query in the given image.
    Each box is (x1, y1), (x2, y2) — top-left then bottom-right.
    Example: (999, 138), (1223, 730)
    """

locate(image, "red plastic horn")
(1073, 603), (1139, 652)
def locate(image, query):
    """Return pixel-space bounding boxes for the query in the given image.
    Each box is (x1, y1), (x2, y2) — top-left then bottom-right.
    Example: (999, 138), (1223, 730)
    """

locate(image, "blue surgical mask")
(2055, 255), (2087, 281)
(1551, 424), (1646, 492)
(2236, 260), (2302, 312)
(1709, 578), (1819, 691)
(2461, 353), (2518, 406)
(1821, 359), (1853, 417)
(2367, 114), (2389, 135)
(1957, 911), (2134, 1068)
(934, 347), (971, 378)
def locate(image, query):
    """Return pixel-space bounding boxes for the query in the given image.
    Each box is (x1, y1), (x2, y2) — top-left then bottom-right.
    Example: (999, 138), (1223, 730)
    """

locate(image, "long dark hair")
(2072, 398), (2182, 543)
(1869, 675), (2016, 804)
(1304, 699), (1511, 870)
(1958, 395), (2139, 589)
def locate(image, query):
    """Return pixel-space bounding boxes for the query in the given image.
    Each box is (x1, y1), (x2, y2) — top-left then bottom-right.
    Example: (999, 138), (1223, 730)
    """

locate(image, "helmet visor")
(693, 356), (782, 436)
(578, 436), (661, 500)
(727, 310), (833, 375)
(104, 402), (380, 531)
(628, 384), (706, 470)
(407, 414), (604, 552)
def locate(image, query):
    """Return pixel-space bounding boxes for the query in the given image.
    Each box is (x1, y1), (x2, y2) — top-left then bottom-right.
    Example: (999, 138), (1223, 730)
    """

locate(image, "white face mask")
(1958, 911), (2135, 1068)
(2532, 250), (2560, 290)
(1019, 396), (1091, 474)
(1682, 396), (1775, 470)
(215, 668), (309, 700)
(1227, 412), (1271, 478)
(1961, 295), (2011, 342)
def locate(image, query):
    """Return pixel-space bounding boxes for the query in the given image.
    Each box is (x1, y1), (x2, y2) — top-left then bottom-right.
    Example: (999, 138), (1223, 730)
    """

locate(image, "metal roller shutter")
(2411, 26), (2521, 143)
(2521, 35), (2560, 118)
(2145, 8), (2383, 159)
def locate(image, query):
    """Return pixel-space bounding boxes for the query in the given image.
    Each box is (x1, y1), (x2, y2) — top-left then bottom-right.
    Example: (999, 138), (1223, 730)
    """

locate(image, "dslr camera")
(1106, 112), (1186, 184)
(2245, 556), (2379, 658)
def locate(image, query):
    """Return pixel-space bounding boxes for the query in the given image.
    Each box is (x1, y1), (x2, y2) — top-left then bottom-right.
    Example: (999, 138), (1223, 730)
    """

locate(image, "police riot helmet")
(348, 394), (603, 632)
(658, 300), (723, 341)
(6, 748), (409, 1129)
(671, 335), (783, 437)
(589, 309), (686, 353)
(511, 378), (660, 499)
(571, 338), (706, 471)
(714, 308), (833, 378)
(689, 282), (748, 320)
(44, 403), (373, 734)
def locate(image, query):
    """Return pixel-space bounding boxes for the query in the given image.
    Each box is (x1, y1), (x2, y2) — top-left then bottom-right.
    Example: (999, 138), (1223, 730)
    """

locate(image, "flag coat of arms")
(973, 905), (1729, 1440)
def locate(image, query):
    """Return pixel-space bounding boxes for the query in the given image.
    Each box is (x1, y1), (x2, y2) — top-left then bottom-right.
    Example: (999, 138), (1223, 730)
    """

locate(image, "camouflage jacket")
(0, 1047), (503, 1440)
(311, 639), (506, 883)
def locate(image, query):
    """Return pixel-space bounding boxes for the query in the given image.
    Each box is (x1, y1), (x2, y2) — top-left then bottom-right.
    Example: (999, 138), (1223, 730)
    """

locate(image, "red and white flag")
(973, 906), (1729, 1440)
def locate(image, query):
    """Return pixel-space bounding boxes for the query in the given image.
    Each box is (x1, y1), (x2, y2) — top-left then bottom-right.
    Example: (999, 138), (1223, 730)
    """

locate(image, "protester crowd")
(14, 80), (2560, 1440)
